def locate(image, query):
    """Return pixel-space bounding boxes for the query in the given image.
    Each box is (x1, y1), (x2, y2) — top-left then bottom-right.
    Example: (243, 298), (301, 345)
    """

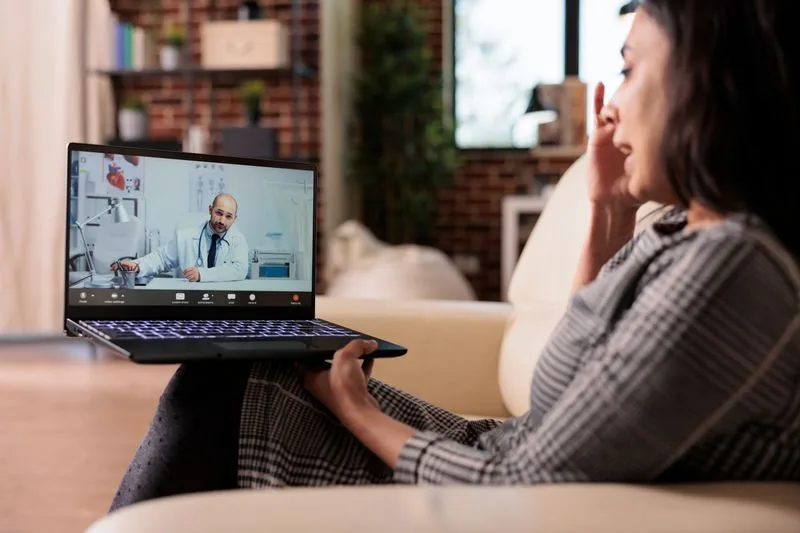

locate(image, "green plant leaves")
(348, 0), (460, 245)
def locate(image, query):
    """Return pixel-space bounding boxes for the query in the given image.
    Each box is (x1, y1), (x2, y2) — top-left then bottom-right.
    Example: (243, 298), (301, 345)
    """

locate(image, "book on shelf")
(111, 17), (158, 71)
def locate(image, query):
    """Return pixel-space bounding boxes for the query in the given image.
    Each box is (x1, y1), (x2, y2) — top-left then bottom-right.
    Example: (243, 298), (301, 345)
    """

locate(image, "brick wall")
(110, 0), (319, 159)
(108, 0), (325, 286)
(109, 0), (574, 301)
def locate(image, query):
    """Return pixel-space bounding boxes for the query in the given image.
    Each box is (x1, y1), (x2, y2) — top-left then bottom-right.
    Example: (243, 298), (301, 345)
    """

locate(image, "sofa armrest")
(316, 296), (512, 418)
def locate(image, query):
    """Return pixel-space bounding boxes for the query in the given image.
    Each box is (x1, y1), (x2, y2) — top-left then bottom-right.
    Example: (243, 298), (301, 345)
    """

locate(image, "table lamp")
(510, 85), (560, 148)
(71, 199), (131, 286)
(515, 79), (586, 148)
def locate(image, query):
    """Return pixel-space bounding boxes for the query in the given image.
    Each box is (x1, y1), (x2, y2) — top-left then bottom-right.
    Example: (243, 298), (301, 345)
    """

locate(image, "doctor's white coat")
(135, 224), (250, 282)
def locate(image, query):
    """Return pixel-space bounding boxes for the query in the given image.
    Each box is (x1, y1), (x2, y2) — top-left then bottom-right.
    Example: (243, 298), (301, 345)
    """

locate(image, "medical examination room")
(67, 150), (314, 293)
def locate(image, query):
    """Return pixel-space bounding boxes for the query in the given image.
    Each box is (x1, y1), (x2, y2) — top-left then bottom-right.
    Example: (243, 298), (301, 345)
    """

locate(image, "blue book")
(115, 22), (126, 70)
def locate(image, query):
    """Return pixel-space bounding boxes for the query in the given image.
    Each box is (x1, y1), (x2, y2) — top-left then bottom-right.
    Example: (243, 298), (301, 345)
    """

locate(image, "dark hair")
(640, 0), (800, 259)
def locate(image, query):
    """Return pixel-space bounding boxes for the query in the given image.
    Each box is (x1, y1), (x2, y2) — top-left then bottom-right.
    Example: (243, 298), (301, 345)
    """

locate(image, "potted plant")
(348, 0), (459, 245)
(117, 97), (148, 141)
(239, 80), (265, 125)
(160, 26), (186, 70)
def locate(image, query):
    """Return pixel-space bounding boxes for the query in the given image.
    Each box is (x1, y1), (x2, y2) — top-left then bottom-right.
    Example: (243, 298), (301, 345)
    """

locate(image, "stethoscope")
(196, 222), (230, 267)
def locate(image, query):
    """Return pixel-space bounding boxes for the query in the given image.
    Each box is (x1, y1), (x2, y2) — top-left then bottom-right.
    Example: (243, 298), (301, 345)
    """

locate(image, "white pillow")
(325, 220), (476, 301)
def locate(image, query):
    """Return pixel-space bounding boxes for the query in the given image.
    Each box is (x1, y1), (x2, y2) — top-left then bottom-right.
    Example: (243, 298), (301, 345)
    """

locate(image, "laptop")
(63, 142), (407, 364)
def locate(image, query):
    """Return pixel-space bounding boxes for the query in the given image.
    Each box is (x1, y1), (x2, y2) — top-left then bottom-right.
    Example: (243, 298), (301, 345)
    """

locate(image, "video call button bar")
(70, 289), (308, 307)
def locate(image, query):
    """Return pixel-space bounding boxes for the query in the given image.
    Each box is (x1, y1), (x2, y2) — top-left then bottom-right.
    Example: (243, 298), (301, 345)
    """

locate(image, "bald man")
(113, 193), (250, 283)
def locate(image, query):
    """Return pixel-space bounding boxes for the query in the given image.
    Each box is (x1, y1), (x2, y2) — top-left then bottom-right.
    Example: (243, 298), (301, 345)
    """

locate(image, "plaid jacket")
(394, 209), (800, 484)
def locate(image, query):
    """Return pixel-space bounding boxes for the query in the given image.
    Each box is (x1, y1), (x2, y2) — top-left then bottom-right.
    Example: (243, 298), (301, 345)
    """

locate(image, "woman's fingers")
(334, 339), (379, 363)
(361, 358), (374, 379)
(593, 82), (606, 124)
(294, 360), (331, 376)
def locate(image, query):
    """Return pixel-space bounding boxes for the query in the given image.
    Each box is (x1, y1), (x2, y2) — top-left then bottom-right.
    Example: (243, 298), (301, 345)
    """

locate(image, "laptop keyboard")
(81, 319), (360, 340)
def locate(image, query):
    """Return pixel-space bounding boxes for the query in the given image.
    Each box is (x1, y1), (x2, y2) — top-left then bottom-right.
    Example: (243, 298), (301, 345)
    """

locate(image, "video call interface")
(67, 150), (315, 307)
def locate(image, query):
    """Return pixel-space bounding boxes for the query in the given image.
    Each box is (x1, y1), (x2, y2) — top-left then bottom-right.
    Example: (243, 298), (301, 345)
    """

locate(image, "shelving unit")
(79, 0), (315, 159)
(501, 194), (548, 301)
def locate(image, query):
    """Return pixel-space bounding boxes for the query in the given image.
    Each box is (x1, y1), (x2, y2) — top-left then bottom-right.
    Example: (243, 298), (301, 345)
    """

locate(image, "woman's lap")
(238, 362), (500, 488)
(111, 360), (500, 510)
(109, 361), (251, 512)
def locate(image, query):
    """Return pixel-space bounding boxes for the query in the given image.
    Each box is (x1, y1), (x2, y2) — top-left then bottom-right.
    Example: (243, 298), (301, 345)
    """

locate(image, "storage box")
(201, 20), (290, 69)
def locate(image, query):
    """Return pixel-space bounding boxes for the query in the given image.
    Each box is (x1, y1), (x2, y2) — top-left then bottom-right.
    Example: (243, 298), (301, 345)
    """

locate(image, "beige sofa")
(84, 156), (800, 532)
(322, 156), (651, 418)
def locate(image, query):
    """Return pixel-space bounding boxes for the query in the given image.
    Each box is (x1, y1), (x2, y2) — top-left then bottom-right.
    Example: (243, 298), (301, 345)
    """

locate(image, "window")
(452, 0), (634, 149)
(580, 0), (635, 130)
(453, 0), (564, 149)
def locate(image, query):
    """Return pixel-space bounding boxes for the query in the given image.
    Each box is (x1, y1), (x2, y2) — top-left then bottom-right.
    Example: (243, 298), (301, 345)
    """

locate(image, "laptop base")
(66, 319), (407, 364)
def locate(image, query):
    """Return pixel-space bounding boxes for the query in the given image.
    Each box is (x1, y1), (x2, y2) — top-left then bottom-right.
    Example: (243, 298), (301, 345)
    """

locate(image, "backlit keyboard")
(81, 319), (360, 340)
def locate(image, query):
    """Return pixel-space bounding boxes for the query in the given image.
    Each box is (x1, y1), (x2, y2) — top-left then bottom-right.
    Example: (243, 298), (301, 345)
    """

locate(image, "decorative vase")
(118, 109), (147, 140)
(159, 45), (181, 70)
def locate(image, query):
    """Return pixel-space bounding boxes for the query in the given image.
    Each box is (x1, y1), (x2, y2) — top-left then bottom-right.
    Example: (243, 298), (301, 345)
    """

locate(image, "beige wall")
(321, 0), (360, 243)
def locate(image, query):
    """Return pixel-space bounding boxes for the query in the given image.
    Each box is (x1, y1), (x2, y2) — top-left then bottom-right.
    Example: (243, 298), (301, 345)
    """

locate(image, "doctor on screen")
(112, 193), (249, 282)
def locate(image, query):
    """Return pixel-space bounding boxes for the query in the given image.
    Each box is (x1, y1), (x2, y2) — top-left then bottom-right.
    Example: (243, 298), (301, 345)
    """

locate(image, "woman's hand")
(298, 339), (380, 423)
(299, 339), (417, 470)
(586, 82), (638, 211)
(572, 83), (641, 290)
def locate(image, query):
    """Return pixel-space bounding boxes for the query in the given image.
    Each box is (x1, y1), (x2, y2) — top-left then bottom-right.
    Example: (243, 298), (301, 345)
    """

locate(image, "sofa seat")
(86, 483), (800, 533)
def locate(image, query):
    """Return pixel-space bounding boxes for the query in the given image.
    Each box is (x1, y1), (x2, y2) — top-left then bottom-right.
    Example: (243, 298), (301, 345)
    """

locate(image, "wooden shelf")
(83, 0), (312, 158)
(93, 64), (315, 79)
(530, 145), (585, 159)
(108, 0), (310, 12)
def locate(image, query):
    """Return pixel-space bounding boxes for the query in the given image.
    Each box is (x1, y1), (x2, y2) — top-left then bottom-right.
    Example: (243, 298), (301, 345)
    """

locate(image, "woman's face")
(606, 9), (676, 204)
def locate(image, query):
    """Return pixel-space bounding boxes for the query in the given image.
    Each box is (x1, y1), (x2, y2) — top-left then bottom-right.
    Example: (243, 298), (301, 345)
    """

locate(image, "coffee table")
(0, 336), (176, 533)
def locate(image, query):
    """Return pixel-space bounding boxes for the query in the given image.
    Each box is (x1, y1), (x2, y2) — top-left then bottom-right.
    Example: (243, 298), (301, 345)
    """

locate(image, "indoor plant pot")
(160, 26), (186, 71)
(118, 98), (148, 140)
(240, 80), (265, 126)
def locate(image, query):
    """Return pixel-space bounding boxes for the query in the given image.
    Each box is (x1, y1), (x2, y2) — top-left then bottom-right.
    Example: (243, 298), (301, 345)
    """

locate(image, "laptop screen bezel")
(63, 142), (318, 324)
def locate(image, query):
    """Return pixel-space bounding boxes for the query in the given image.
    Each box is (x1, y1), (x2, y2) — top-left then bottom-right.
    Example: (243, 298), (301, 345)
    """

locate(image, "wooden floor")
(0, 340), (176, 533)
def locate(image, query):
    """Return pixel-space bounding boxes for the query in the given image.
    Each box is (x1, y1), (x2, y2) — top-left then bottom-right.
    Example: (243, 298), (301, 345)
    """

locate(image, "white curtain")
(0, 0), (113, 333)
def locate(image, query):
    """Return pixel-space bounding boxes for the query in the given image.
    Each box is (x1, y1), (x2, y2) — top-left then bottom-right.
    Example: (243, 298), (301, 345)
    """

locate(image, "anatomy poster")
(187, 161), (227, 212)
(103, 153), (145, 197)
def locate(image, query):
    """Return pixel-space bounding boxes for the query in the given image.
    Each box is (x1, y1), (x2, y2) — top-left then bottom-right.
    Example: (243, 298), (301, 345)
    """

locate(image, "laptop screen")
(66, 145), (315, 310)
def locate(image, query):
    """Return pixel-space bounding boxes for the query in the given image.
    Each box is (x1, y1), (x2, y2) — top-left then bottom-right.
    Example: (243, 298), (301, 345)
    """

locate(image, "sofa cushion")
(499, 302), (568, 416)
(498, 153), (667, 416)
(499, 156), (591, 416)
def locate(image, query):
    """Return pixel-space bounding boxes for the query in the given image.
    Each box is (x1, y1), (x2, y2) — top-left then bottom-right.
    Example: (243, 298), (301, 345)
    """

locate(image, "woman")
(111, 0), (800, 509)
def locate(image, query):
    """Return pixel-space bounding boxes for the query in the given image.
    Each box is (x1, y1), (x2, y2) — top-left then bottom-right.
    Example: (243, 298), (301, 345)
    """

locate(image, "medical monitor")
(64, 143), (316, 318)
